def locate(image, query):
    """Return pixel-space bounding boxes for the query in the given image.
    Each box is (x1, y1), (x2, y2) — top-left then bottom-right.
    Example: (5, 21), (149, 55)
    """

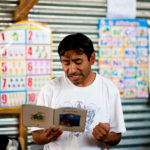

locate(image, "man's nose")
(68, 63), (77, 74)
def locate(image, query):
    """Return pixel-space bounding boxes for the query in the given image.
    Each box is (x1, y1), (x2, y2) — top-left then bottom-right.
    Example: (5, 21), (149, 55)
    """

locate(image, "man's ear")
(90, 52), (96, 65)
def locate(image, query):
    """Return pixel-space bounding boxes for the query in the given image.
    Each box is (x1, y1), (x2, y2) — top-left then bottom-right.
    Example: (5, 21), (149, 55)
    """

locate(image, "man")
(31, 33), (126, 150)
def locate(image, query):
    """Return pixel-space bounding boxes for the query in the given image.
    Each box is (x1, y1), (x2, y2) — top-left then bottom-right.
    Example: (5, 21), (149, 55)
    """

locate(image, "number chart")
(0, 21), (53, 108)
(98, 19), (149, 98)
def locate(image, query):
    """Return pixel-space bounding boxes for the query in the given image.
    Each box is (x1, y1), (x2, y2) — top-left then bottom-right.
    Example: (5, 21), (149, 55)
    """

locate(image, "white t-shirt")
(31, 73), (126, 150)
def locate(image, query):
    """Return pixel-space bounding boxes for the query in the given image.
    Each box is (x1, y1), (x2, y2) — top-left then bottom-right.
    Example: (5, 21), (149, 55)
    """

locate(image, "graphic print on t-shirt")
(59, 100), (100, 137)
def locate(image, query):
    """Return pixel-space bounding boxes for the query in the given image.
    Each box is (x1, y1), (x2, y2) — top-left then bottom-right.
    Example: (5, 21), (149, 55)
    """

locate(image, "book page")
(54, 108), (87, 132)
(22, 104), (53, 128)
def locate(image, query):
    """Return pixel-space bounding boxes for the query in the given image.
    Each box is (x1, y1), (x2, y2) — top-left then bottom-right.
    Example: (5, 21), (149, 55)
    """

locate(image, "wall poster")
(0, 21), (53, 109)
(98, 19), (149, 99)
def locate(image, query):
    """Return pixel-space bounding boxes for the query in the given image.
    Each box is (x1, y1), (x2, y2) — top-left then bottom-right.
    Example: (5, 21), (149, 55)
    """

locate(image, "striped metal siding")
(0, 0), (18, 30)
(0, 114), (19, 135)
(0, 0), (150, 150)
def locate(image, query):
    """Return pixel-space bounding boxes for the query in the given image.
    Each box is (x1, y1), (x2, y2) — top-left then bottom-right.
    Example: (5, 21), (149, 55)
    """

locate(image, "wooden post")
(0, 108), (27, 150)
(19, 108), (28, 150)
(14, 0), (39, 21)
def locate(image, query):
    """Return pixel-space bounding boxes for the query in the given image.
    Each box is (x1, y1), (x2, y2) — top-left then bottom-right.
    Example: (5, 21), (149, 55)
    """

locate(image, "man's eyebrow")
(72, 58), (82, 61)
(61, 58), (82, 61)
(61, 59), (69, 62)
(61, 58), (82, 63)
(62, 55), (70, 58)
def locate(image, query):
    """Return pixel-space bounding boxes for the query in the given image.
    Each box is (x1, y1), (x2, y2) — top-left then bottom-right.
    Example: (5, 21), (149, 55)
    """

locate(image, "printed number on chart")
(28, 46), (32, 56)
(28, 77), (33, 87)
(1, 32), (5, 41)
(2, 78), (7, 89)
(1, 62), (7, 72)
(1, 46), (7, 56)
(1, 94), (7, 104)
(28, 30), (33, 41)
(28, 62), (33, 71)
(28, 93), (35, 103)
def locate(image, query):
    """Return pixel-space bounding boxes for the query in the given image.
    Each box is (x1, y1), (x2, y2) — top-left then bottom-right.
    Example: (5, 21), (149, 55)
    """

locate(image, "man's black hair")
(58, 33), (95, 61)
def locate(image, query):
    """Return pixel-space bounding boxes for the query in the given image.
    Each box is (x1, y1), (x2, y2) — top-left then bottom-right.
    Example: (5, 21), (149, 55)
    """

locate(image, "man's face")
(61, 50), (95, 86)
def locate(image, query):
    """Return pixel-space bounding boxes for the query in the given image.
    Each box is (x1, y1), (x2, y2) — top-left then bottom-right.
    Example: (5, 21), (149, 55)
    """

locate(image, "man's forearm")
(103, 132), (121, 146)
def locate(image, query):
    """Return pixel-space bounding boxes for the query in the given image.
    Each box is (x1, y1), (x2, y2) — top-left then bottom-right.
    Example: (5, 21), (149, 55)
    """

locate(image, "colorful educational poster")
(0, 21), (53, 108)
(98, 19), (149, 98)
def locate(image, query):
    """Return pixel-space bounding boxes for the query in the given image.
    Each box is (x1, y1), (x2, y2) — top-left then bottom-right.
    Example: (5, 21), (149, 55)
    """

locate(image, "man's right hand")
(32, 125), (63, 144)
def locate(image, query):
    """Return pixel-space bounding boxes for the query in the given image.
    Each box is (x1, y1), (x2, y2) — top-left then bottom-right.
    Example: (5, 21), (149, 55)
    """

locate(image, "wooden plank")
(19, 0), (23, 3)
(0, 108), (20, 114)
(14, 0), (39, 21)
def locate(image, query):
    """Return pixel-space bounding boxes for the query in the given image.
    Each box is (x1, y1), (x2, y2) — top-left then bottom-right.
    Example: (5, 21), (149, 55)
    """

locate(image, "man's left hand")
(92, 122), (110, 141)
(92, 122), (121, 146)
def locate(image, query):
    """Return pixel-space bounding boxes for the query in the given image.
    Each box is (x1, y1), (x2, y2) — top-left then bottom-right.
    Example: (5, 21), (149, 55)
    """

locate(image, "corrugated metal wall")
(0, 0), (150, 150)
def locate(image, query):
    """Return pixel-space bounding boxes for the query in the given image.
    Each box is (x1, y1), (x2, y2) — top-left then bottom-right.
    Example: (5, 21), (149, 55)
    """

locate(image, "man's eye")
(64, 63), (69, 65)
(61, 60), (69, 65)
(63, 61), (70, 65)
(76, 61), (82, 65)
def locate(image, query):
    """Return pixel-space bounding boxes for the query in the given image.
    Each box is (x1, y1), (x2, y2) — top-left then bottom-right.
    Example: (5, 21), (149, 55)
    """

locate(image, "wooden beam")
(19, 108), (28, 150)
(19, 0), (23, 3)
(14, 0), (39, 21)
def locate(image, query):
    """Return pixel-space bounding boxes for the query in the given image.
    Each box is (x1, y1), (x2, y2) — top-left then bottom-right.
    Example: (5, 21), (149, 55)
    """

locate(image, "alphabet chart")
(98, 19), (149, 98)
(0, 21), (52, 108)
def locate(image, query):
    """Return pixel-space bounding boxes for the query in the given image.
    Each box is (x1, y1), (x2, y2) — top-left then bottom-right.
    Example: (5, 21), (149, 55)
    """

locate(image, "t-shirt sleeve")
(109, 87), (126, 133)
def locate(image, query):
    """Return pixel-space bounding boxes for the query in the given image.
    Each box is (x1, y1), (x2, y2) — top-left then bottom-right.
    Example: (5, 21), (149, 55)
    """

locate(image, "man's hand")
(32, 125), (63, 145)
(92, 122), (121, 146)
(92, 122), (110, 141)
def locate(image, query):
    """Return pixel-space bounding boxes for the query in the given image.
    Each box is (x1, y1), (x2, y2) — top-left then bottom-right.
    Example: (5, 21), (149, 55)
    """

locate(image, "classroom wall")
(0, 0), (150, 150)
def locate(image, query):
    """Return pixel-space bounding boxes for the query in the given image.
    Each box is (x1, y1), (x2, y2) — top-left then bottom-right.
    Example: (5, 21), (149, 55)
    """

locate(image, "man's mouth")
(68, 74), (81, 81)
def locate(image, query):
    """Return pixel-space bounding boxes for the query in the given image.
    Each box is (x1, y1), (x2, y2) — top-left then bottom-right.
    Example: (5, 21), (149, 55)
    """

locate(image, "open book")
(22, 104), (87, 132)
